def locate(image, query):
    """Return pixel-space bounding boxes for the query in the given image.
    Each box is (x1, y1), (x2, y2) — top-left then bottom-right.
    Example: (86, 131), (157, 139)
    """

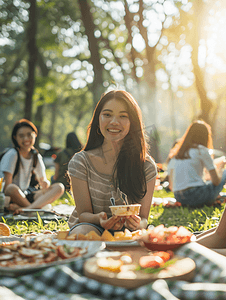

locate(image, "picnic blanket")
(1, 242), (226, 300)
(0, 205), (74, 222)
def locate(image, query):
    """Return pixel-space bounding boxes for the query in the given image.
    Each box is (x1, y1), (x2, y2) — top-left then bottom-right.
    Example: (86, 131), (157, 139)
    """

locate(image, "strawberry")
(139, 255), (163, 268)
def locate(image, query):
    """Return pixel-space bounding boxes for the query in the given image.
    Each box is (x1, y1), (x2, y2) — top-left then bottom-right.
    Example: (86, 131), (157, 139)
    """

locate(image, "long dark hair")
(12, 119), (38, 149)
(169, 120), (213, 160)
(84, 90), (149, 203)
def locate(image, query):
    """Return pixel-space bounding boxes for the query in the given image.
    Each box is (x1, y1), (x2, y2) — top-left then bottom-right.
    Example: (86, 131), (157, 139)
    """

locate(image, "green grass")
(1, 217), (70, 235)
(1, 168), (225, 234)
(148, 200), (224, 232)
(46, 169), (75, 206)
(45, 168), (54, 181)
(150, 188), (226, 232)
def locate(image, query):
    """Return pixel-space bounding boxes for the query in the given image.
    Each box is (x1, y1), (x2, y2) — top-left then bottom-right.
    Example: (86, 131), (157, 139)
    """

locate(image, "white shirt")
(167, 145), (215, 192)
(0, 148), (47, 191)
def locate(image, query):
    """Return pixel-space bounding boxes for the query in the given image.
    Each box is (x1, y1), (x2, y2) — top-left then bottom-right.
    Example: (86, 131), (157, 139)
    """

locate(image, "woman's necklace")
(100, 145), (128, 205)
(101, 145), (107, 165)
(101, 145), (118, 166)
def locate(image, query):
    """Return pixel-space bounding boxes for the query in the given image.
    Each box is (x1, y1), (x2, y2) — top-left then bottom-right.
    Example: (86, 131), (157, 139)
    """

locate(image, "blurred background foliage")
(1, 0), (226, 162)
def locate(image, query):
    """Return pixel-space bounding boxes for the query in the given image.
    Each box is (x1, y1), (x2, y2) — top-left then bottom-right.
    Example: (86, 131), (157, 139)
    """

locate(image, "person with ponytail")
(0, 119), (64, 212)
(68, 90), (157, 236)
(167, 120), (226, 207)
(51, 132), (82, 191)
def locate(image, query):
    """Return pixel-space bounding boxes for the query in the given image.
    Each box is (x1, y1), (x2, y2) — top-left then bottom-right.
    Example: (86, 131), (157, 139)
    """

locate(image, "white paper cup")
(109, 204), (141, 216)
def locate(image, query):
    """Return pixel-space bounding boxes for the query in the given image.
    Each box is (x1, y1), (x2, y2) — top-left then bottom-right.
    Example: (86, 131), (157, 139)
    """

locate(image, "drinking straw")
(0, 178), (3, 191)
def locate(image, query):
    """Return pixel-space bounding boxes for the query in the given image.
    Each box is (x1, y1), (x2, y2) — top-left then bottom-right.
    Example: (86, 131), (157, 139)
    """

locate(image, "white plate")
(0, 236), (24, 243)
(0, 238), (105, 277)
(105, 240), (140, 247)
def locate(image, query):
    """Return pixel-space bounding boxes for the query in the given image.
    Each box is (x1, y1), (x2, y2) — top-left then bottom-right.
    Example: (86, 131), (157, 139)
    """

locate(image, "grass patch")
(2, 168), (225, 234)
(150, 188), (226, 232)
(2, 218), (69, 235)
(148, 202), (224, 232)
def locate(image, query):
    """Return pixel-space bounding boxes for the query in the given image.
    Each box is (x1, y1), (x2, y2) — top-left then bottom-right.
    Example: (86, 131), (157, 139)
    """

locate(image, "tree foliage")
(1, 0), (226, 158)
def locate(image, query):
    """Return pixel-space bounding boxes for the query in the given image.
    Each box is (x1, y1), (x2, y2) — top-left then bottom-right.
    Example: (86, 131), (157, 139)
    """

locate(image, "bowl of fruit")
(137, 224), (195, 251)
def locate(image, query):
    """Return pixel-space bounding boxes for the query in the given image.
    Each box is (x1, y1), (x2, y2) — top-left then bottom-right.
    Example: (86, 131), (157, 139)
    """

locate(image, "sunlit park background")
(1, 0), (226, 163)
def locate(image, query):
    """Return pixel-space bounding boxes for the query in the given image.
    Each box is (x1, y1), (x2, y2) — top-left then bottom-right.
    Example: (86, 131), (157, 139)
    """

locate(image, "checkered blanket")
(1, 243), (226, 300)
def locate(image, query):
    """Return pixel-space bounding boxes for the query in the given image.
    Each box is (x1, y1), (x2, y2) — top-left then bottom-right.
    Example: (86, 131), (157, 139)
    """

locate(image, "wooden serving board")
(83, 249), (196, 289)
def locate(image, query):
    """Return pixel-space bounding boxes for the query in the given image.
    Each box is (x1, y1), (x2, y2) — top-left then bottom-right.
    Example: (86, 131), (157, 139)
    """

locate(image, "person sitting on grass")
(51, 132), (82, 192)
(68, 90), (157, 237)
(167, 120), (226, 207)
(0, 119), (65, 213)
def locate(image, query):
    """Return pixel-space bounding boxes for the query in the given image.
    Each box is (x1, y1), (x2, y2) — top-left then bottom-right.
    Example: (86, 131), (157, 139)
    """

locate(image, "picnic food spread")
(84, 248), (196, 288)
(1, 222), (226, 299)
(57, 228), (143, 241)
(0, 235), (87, 268)
(57, 224), (195, 249)
(96, 250), (174, 272)
(0, 223), (196, 286)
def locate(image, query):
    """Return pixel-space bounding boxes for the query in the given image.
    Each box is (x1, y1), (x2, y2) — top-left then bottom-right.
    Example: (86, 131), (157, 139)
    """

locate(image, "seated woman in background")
(0, 119), (65, 212)
(68, 90), (157, 236)
(167, 120), (226, 207)
(51, 132), (82, 192)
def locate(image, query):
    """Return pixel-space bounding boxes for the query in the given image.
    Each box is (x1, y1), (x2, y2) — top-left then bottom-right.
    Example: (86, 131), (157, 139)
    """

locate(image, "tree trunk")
(137, 0), (159, 161)
(138, 0), (156, 91)
(24, 0), (37, 121)
(78, 0), (104, 108)
(191, 0), (213, 126)
(49, 102), (57, 146)
(124, 2), (140, 83)
(34, 102), (43, 151)
(34, 51), (50, 149)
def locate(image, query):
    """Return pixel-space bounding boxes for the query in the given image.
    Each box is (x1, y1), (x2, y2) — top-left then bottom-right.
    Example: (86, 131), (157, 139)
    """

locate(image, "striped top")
(68, 150), (157, 228)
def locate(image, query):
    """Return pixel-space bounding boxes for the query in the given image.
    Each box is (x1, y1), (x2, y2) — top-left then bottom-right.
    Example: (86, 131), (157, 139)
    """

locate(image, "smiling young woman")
(99, 99), (130, 143)
(67, 90), (157, 237)
(14, 127), (37, 156)
(0, 119), (65, 213)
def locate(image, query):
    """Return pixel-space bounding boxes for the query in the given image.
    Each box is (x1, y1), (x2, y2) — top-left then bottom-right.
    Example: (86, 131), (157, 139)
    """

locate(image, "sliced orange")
(85, 231), (102, 241)
(66, 233), (77, 240)
(97, 257), (122, 272)
(77, 233), (88, 240)
(101, 230), (115, 241)
(114, 231), (125, 240)
(0, 223), (11, 236)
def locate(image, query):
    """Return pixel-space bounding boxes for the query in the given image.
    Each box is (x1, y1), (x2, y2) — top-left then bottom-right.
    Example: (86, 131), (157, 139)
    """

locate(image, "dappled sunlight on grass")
(149, 201), (225, 233)
(45, 168), (75, 206)
(36, 168), (226, 234)
(45, 168), (54, 181)
(52, 191), (75, 207)
(154, 189), (175, 198)
(152, 187), (226, 232)
(2, 217), (69, 234)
